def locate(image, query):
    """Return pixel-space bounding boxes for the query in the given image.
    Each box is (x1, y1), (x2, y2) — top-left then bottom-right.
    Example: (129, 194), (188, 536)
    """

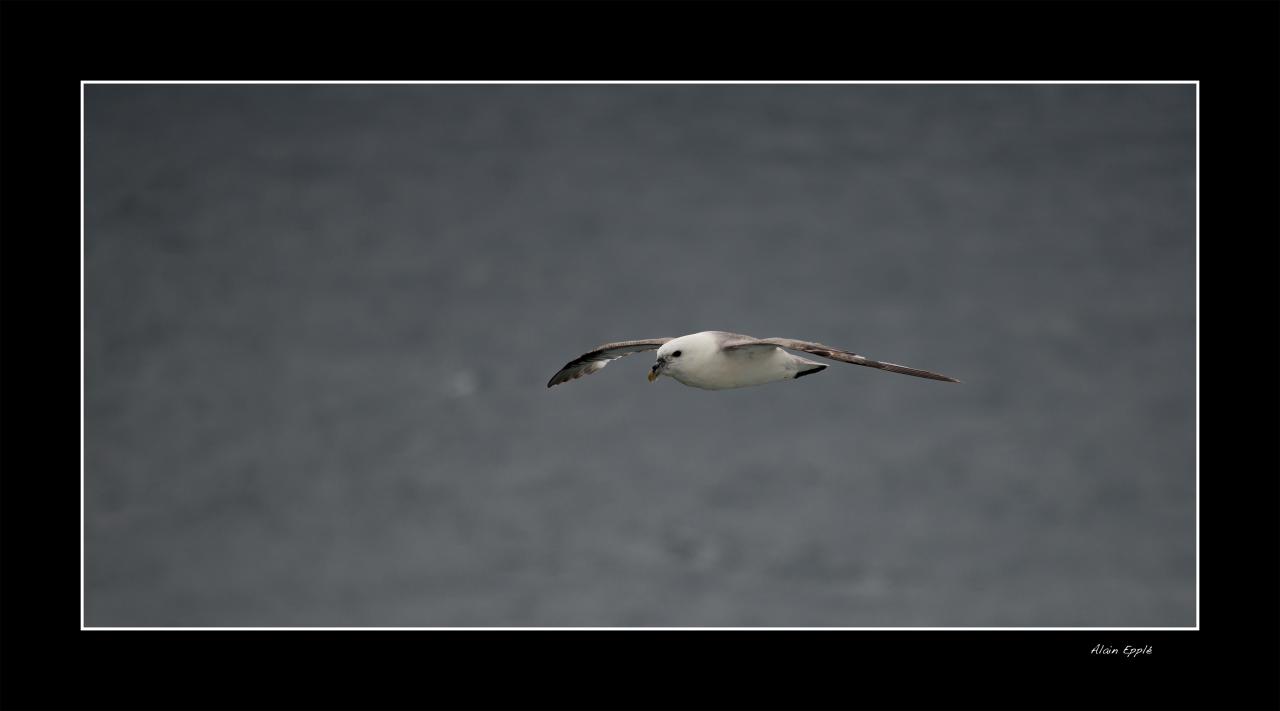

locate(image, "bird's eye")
(672, 350), (682, 357)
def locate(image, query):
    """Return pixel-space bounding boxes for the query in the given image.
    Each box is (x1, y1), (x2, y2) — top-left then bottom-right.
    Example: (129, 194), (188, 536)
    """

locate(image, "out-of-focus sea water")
(84, 85), (1195, 626)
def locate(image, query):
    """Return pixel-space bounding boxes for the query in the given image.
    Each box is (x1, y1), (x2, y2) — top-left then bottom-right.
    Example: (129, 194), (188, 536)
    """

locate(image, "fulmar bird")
(547, 331), (959, 390)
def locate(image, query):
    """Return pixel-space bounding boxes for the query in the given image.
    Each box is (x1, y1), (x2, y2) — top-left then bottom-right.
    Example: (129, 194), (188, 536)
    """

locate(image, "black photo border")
(2, 1), (1276, 709)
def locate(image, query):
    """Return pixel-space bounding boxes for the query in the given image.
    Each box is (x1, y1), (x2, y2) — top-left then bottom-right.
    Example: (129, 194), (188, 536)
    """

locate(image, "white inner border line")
(80, 79), (1198, 635)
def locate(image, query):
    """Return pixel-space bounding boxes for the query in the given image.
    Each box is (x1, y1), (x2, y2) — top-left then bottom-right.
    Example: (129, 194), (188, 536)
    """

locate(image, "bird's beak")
(648, 360), (664, 382)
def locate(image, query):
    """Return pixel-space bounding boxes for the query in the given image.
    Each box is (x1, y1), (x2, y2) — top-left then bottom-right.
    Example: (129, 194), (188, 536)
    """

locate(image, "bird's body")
(546, 330), (958, 390)
(655, 331), (824, 390)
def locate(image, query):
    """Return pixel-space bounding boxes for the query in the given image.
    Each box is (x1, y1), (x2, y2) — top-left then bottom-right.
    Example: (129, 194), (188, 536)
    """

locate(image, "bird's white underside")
(662, 337), (820, 390)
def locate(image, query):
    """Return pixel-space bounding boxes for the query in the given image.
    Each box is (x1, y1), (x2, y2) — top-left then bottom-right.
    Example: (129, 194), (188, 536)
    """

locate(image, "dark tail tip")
(794, 365), (828, 379)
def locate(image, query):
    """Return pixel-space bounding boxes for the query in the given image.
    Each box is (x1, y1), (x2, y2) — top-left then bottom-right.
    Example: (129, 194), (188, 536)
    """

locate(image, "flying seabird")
(547, 331), (960, 390)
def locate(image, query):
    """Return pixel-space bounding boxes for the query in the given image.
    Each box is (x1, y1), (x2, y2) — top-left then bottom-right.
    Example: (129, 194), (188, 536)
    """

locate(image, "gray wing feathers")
(546, 338), (674, 388)
(724, 337), (960, 383)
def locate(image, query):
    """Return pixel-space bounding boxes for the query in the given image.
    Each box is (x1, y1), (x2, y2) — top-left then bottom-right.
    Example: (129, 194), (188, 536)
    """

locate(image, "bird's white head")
(648, 332), (717, 383)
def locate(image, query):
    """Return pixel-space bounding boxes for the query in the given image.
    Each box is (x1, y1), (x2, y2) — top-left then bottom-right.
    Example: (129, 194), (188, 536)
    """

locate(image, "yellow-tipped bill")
(647, 370), (658, 382)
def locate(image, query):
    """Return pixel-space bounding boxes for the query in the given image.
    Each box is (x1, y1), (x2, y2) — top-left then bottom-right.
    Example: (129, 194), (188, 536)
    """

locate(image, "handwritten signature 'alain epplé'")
(1091, 644), (1152, 657)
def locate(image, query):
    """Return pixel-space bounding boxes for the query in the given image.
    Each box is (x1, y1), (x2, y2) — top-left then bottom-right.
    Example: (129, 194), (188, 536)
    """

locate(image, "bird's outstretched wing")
(547, 338), (674, 388)
(722, 337), (960, 383)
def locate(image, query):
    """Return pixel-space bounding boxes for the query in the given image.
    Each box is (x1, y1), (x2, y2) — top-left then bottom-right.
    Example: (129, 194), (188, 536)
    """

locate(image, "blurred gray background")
(84, 84), (1195, 627)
